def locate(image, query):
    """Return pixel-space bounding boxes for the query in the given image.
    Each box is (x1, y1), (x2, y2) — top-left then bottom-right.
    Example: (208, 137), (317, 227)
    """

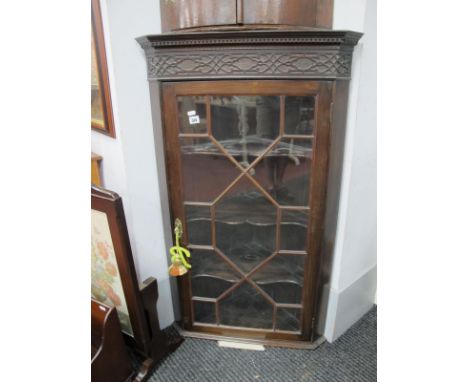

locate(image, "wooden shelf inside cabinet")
(191, 255), (305, 286)
(181, 137), (313, 159)
(137, 29), (362, 346)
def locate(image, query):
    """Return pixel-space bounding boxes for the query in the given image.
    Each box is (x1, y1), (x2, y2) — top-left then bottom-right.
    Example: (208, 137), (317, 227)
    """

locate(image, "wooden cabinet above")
(160, 0), (333, 32)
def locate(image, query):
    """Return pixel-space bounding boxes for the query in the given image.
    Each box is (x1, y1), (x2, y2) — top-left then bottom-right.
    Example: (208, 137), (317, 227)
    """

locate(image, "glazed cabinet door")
(162, 80), (332, 342)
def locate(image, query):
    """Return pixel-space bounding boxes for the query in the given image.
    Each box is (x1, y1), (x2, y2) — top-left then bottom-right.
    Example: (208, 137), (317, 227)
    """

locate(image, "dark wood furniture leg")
(133, 278), (183, 382)
(91, 299), (134, 382)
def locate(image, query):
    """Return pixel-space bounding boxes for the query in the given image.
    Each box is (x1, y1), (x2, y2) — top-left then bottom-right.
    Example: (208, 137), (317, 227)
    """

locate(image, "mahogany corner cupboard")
(137, 29), (362, 347)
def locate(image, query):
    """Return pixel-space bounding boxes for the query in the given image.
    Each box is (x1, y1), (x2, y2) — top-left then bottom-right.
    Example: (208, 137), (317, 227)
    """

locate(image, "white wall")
(91, 0), (175, 328)
(322, 0), (377, 341)
(91, 0), (128, 202)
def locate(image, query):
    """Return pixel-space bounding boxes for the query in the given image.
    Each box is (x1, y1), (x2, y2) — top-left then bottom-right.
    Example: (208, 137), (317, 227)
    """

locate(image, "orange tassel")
(168, 260), (188, 276)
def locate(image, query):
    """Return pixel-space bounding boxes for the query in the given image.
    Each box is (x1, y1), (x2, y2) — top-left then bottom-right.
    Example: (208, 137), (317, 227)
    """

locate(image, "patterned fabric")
(148, 307), (377, 382)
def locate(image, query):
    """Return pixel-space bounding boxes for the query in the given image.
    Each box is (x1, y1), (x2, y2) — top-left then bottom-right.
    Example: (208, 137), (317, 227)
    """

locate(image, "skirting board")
(318, 265), (377, 342)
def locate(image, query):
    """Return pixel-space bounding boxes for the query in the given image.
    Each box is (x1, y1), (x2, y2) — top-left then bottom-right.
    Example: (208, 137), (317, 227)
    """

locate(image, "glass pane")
(285, 96), (315, 135)
(211, 96), (280, 168)
(180, 137), (241, 202)
(252, 138), (313, 206)
(193, 301), (216, 324)
(190, 248), (239, 298)
(215, 176), (277, 274)
(280, 209), (309, 251)
(186, 205), (211, 246)
(177, 96), (207, 134)
(276, 308), (301, 331)
(219, 282), (273, 329)
(177, 91), (315, 334)
(251, 254), (305, 304)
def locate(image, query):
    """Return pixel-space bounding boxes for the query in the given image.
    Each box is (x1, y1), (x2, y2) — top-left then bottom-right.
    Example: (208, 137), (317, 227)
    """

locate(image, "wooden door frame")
(161, 80), (333, 344)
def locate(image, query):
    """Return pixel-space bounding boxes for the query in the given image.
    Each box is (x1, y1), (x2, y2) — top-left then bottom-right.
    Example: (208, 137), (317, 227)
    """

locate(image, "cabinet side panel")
(160, 83), (194, 328)
(301, 81), (333, 340)
(148, 81), (182, 322)
(315, 80), (350, 336)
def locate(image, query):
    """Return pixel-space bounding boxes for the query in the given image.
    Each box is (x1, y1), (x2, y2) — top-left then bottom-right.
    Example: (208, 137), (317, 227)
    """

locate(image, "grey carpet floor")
(150, 306), (376, 382)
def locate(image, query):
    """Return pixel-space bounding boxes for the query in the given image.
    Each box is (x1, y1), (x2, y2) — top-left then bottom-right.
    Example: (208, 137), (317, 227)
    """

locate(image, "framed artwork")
(92, 209), (134, 335)
(91, 0), (115, 137)
(92, 185), (179, 376)
(91, 185), (152, 353)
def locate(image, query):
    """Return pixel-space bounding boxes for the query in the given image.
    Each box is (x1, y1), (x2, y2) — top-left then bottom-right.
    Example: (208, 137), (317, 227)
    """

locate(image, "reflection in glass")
(211, 96), (280, 168)
(177, 96), (207, 134)
(249, 138), (313, 206)
(180, 137), (241, 202)
(190, 248), (239, 298)
(176, 92), (317, 334)
(276, 308), (301, 331)
(251, 254), (305, 304)
(280, 210), (309, 251)
(215, 176), (277, 273)
(285, 96), (315, 135)
(186, 204), (211, 246)
(193, 301), (216, 324)
(219, 282), (273, 329)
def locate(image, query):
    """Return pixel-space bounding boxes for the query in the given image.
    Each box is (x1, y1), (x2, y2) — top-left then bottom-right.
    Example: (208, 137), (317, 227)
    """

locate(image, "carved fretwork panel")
(146, 48), (353, 80)
(137, 30), (362, 81)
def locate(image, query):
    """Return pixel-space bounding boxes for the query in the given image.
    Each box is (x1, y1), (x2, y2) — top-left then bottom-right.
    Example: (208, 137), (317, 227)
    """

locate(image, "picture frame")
(91, 186), (148, 350)
(91, 185), (170, 363)
(91, 0), (115, 137)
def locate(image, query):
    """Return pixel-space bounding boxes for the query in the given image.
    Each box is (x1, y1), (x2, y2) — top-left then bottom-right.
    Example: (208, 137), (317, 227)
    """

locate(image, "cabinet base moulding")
(175, 324), (327, 350)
